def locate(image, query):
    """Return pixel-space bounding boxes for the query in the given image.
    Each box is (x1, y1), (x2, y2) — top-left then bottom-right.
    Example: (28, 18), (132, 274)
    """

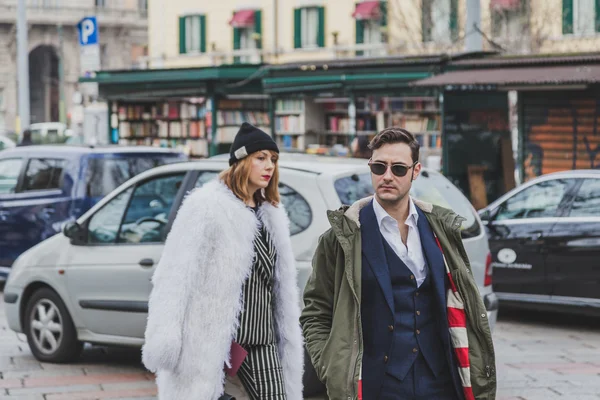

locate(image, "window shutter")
(596, 0), (600, 32)
(200, 15), (207, 53)
(317, 6), (325, 47)
(255, 10), (263, 49)
(422, 0), (431, 42)
(355, 3), (364, 57)
(450, 0), (458, 41)
(233, 26), (241, 64)
(380, 0), (388, 27)
(294, 8), (302, 48)
(179, 16), (186, 54)
(563, 0), (574, 34)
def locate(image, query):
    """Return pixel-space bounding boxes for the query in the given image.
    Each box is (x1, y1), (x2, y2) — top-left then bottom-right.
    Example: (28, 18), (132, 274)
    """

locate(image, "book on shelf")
(217, 111), (270, 127)
(275, 99), (304, 113)
(275, 115), (304, 133)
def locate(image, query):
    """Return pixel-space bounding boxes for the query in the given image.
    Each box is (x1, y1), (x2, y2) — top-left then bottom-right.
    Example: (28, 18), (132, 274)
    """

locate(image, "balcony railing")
(141, 42), (393, 69)
(0, 1), (147, 27)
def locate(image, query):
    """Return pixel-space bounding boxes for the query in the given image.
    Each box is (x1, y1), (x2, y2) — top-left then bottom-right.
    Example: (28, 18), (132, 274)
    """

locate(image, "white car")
(0, 135), (15, 150)
(3, 154), (497, 394)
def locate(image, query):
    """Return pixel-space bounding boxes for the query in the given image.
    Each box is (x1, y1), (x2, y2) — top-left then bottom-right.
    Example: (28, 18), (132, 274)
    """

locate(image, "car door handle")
(139, 258), (154, 268)
(521, 232), (543, 243)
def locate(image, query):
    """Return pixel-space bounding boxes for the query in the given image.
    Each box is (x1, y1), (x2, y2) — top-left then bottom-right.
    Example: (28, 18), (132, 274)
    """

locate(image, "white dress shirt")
(372, 197), (428, 287)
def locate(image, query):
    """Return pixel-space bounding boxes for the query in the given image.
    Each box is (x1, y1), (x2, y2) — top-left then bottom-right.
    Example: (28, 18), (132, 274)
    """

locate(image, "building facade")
(147, 0), (600, 69)
(0, 0), (148, 133)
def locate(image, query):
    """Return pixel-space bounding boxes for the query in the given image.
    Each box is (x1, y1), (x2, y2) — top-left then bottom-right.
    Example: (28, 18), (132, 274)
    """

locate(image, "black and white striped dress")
(235, 206), (287, 400)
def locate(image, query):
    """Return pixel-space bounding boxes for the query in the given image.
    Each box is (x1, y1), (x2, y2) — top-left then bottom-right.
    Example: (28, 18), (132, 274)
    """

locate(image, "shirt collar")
(372, 196), (419, 229)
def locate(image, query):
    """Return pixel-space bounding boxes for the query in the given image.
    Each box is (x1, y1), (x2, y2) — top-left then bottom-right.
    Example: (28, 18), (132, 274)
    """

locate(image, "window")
(95, 0), (106, 7)
(179, 15), (206, 54)
(294, 7), (325, 49)
(138, 0), (148, 12)
(563, 0), (599, 35)
(335, 173), (373, 206)
(568, 178), (600, 217)
(84, 155), (184, 198)
(195, 171), (219, 188)
(88, 188), (133, 244)
(118, 174), (185, 244)
(22, 158), (66, 192)
(422, 0), (458, 43)
(411, 171), (481, 238)
(574, 0), (596, 35)
(279, 183), (312, 235)
(491, 1), (528, 39)
(495, 179), (571, 221)
(0, 159), (24, 195)
(232, 10), (262, 64)
(302, 8), (319, 47)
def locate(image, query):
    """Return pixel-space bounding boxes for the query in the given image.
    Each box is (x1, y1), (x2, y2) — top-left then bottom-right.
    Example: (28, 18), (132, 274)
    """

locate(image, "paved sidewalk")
(1, 293), (599, 399)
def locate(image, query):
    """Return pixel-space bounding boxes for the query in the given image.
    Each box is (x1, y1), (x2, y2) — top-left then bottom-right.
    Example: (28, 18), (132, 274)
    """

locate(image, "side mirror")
(63, 221), (86, 244)
(479, 209), (492, 222)
(479, 207), (499, 224)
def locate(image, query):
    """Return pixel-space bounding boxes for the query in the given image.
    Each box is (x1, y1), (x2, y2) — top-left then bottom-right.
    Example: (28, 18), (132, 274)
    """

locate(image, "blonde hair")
(219, 151), (280, 206)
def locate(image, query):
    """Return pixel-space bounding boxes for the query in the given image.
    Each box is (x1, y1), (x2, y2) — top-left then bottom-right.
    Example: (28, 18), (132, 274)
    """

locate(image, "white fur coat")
(142, 179), (304, 399)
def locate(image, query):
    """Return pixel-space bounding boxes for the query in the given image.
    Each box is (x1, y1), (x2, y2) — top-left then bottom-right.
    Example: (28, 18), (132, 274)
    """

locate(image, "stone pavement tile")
(83, 366), (149, 375)
(100, 381), (157, 391)
(0, 378), (23, 389)
(496, 387), (563, 398)
(117, 398), (157, 400)
(0, 395), (44, 400)
(2, 368), (86, 380)
(9, 384), (101, 395)
(23, 372), (152, 388)
(45, 387), (157, 400)
(551, 385), (600, 396)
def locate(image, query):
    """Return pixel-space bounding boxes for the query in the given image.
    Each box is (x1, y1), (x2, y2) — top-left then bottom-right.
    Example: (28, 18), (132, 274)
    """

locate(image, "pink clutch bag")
(225, 342), (248, 377)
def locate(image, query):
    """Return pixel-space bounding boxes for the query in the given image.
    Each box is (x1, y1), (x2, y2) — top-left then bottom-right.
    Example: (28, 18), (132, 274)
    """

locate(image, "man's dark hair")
(368, 127), (420, 163)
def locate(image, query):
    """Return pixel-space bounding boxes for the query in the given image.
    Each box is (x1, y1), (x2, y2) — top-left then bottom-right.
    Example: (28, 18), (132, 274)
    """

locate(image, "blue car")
(0, 145), (187, 280)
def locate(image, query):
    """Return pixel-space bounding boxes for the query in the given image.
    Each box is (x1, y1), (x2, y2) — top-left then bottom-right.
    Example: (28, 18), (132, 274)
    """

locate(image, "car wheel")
(24, 288), (83, 363)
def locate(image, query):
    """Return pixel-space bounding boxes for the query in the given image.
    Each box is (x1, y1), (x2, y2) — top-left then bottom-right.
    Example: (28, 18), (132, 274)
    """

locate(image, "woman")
(142, 123), (304, 399)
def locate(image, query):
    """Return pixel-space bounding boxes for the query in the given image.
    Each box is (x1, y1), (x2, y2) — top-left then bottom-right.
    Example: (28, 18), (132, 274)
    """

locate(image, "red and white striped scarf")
(357, 235), (475, 400)
(434, 234), (475, 400)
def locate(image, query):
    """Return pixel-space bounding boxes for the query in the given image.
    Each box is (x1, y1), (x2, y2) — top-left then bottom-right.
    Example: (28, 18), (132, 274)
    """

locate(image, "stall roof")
(79, 64), (267, 100)
(266, 51), (496, 71)
(412, 52), (600, 89)
(263, 51), (497, 94)
(413, 64), (600, 88)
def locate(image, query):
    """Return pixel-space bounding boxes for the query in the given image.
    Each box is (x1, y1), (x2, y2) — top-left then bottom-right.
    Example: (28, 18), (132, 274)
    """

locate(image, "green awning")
(79, 64), (267, 100)
(263, 71), (433, 94)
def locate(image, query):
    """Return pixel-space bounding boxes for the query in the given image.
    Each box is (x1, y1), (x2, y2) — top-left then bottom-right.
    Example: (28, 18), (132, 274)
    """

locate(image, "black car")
(479, 170), (600, 315)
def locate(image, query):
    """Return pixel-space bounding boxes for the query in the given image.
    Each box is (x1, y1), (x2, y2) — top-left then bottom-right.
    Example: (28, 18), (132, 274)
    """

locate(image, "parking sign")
(78, 17), (98, 46)
(78, 16), (100, 98)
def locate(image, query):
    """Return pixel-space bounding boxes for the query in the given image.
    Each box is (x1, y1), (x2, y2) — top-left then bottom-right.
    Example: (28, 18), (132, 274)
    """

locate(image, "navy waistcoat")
(359, 200), (464, 399)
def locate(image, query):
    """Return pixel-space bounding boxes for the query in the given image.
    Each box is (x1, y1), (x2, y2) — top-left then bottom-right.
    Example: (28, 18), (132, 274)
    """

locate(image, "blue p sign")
(78, 17), (98, 46)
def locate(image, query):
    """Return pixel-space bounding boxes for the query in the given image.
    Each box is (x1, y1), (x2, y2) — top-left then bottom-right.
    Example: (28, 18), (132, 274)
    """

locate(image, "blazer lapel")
(416, 207), (448, 324)
(360, 201), (394, 314)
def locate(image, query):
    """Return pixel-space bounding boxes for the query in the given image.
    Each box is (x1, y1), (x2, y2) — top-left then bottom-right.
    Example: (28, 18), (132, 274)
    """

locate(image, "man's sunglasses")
(368, 160), (417, 177)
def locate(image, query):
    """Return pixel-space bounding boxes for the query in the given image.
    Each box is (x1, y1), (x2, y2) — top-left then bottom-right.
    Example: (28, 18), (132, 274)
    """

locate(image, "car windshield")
(334, 170), (480, 238)
(85, 154), (185, 198)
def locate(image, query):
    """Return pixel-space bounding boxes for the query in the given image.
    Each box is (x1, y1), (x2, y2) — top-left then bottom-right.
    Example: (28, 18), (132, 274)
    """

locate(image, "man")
(18, 129), (33, 146)
(301, 128), (496, 400)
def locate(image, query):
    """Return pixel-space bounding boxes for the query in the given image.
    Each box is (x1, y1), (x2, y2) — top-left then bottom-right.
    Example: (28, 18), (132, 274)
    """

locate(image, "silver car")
(3, 154), (498, 394)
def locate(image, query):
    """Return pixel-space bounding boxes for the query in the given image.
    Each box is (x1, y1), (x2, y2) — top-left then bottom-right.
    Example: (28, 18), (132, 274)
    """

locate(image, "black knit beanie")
(229, 122), (279, 166)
